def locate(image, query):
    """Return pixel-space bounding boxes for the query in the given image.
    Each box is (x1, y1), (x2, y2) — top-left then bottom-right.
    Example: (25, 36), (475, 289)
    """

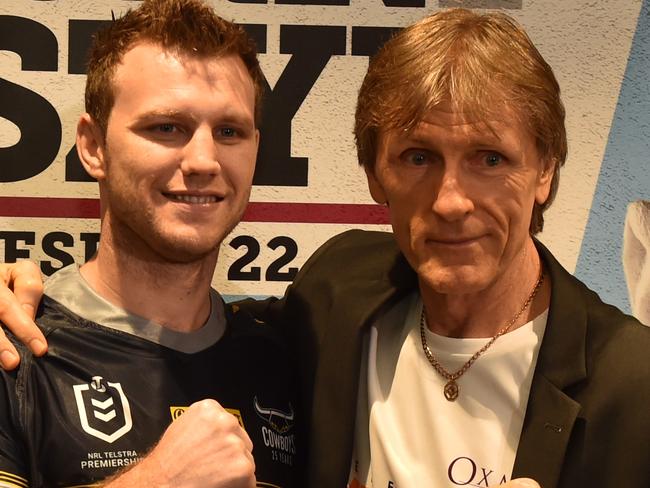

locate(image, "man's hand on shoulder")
(0, 261), (47, 369)
(105, 399), (256, 488)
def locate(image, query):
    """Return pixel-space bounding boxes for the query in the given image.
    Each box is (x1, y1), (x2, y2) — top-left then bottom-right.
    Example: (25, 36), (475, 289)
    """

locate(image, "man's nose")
(181, 128), (221, 176)
(431, 169), (474, 221)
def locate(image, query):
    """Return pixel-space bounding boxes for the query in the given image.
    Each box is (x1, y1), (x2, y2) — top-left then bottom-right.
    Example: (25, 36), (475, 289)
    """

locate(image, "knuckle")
(218, 433), (251, 462)
(226, 432), (246, 448)
(231, 456), (255, 479)
(21, 276), (44, 294)
(15, 275), (44, 296)
(198, 398), (220, 413)
(220, 412), (242, 432)
(12, 262), (44, 296)
(191, 398), (210, 411)
(189, 399), (223, 422)
(14, 260), (40, 275)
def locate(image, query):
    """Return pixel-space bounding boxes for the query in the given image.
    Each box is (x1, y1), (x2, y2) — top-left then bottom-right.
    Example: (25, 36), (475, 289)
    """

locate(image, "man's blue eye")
(157, 123), (176, 133)
(220, 128), (236, 137)
(485, 153), (502, 167)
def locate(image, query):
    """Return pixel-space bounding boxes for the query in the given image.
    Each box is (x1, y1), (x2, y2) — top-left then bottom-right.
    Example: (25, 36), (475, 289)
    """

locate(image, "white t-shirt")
(349, 293), (548, 488)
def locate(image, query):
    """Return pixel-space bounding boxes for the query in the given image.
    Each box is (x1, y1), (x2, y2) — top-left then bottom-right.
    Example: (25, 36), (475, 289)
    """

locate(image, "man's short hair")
(354, 8), (567, 234)
(86, 0), (264, 135)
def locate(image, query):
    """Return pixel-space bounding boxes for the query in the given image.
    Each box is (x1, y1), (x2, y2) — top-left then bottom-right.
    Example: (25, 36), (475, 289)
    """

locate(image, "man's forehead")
(111, 42), (254, 97)
(113, 41), (247, 81)
(105, 42), (256, 128)
(422, 99), (517, 125)
(114, 42), (208, 75)
(415, 100), (527, 134)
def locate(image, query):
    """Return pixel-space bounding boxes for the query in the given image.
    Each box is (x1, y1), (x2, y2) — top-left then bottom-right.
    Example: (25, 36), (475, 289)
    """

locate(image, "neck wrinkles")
(420, 238), (550, 338)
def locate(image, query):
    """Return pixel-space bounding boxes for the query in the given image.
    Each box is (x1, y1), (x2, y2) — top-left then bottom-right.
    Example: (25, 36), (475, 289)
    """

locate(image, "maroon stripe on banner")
(0, 197), (390, 224)
(241, 202), (389, 224)
(0, 197), (100, 218)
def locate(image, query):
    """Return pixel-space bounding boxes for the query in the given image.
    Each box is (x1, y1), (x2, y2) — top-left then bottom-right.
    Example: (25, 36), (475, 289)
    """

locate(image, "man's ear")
(76, 114), (107, 180)
(365, 165), (388, 205)
(535, 158), (556, 205)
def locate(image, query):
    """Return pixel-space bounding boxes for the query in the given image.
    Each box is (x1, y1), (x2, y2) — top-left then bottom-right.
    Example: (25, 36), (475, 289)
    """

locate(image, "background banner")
(1, 0), (648, 316)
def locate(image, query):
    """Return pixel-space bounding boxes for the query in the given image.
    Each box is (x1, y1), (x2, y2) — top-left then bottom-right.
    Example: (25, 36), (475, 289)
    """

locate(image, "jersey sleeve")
(0, 367), (30, 488)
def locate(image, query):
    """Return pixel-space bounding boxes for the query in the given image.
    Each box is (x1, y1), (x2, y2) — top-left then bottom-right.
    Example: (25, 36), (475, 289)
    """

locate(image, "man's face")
(366, 107), (553, 295)
(93, 42), (259, 263)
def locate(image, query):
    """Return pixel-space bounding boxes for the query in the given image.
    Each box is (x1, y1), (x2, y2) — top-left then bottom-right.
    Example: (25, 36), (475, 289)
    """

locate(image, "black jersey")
(0, 267), (299, 488)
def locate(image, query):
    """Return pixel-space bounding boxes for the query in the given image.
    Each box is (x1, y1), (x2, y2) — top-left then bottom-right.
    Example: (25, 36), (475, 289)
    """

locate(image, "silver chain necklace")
(420, 269), (544, 401)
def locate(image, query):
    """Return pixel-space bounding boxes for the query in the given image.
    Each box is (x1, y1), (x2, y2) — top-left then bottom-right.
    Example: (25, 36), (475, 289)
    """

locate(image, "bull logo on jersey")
(73, 375), (133, 443)
(253, 396), (294, 434)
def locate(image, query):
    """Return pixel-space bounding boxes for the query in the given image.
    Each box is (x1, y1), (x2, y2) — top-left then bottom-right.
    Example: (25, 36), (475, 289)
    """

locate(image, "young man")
(0, 1), (298, 487)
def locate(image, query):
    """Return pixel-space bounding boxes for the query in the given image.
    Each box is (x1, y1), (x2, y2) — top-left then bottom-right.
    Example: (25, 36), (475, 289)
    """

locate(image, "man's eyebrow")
(133, 109), (253, 126)
(406, 129), (503, 147)
(133, 109), (192, 122)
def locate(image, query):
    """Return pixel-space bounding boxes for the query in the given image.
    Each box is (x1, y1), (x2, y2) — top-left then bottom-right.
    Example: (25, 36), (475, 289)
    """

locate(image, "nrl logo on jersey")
(73, 375), (133, 443)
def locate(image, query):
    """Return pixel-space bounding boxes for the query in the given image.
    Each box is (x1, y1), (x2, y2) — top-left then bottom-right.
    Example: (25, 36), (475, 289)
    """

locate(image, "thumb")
(509, 478), (541, 488)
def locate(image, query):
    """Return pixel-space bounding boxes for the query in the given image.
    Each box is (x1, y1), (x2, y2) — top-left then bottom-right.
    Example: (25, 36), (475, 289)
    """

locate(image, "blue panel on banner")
(575, 0), (650, 313)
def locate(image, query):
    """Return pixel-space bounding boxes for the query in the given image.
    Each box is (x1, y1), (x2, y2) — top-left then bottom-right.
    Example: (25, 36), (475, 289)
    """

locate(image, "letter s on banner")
(0, 16), (61, 182)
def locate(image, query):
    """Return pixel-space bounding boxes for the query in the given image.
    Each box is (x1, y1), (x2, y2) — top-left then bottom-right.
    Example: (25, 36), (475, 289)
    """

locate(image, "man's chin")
(417, 263), (490, 296)
(149, 235), (222, 265)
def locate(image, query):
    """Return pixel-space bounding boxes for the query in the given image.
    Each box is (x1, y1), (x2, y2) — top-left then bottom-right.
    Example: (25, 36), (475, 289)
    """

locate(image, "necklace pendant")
(444, 380), (459, 401)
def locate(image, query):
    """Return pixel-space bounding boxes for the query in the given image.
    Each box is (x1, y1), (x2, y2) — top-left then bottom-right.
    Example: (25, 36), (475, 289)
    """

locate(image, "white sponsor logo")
(73, 375), (133, 443)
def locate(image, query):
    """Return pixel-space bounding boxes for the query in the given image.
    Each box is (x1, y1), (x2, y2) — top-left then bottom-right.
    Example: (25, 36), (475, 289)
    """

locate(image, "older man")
(245, 9), (650, 488)
(0, 1), (299, 487)
(2, 7), (648, 488)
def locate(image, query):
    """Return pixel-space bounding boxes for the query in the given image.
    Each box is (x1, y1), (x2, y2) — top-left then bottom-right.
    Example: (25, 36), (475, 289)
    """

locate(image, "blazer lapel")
(512, 241), (588, 488)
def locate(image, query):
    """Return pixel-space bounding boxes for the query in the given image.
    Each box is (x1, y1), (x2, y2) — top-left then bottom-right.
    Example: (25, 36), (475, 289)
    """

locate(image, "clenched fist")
(107, 399), (256, 488)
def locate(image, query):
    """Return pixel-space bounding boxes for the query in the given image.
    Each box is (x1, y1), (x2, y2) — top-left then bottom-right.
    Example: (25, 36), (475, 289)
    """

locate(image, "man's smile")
(162, 192), (224, 204)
